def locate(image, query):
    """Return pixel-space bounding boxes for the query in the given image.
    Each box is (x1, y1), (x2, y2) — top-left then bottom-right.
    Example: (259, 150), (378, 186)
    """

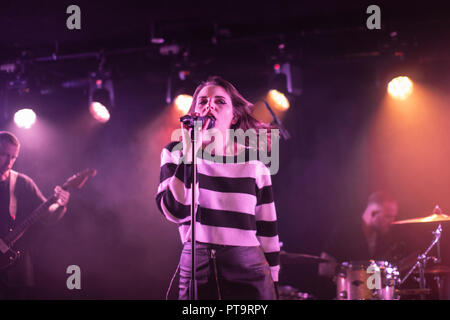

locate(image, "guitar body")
(0, 238), (20, 271)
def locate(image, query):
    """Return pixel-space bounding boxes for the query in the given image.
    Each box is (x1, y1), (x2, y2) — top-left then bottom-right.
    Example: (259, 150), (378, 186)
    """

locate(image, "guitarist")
(0, 131), (70, 299)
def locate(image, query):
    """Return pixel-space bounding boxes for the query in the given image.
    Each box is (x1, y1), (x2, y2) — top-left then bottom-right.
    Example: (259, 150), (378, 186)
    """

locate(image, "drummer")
(318, 191), (402, 298)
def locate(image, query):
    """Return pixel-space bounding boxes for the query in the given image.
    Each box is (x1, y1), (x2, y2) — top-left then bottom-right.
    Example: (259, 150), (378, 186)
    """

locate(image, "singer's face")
(194, 85), (234, 133)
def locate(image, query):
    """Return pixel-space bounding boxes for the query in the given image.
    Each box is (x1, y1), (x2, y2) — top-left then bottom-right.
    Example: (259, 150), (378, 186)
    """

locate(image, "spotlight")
(89, 102), (110, 123)
(166, 69), (196, 105)
(6, 77), (39, 127)
(89, 75), (114, 122)
(270, 62), (302, 96)
(387, 76), (413, 100)
(267, 89), (290, 111)
(174, 94), (193, 114)
(14, 108), (36, 129)
(267, 62), (301, 111)
(150, 22), (166, 45)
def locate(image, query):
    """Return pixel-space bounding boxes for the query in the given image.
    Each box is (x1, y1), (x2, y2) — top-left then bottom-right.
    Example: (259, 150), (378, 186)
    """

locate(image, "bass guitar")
(0, 168), (97, 271)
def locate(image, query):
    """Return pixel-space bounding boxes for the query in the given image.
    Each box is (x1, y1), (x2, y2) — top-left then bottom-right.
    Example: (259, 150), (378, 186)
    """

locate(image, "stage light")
(174, 94), (193, 114)
(89, 102), (110, 123)
(387, 76), (413, 100)
(266, 62), (301, 113)
(150, 22), (166, 45)
(270, 62), (302, 96)
(166, 69), (196, 104)
(267, 89), (290, 111)
(88, 73), (114, 122)
(178, 70), (190, 81)
(91, 86), (111, 106)
(14, 108), (36, 129)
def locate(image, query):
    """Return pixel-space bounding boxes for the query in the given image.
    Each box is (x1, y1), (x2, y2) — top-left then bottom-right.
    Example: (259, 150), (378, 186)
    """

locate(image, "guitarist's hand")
(54, 186), (70, 207)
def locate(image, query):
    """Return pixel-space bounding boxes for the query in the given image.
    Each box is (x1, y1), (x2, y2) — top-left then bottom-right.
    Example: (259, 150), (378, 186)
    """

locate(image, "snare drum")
(336, 260), (400, 300)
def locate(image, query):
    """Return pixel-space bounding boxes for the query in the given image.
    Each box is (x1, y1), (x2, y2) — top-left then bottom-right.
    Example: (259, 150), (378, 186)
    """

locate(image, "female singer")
(156, 76), (280, 299)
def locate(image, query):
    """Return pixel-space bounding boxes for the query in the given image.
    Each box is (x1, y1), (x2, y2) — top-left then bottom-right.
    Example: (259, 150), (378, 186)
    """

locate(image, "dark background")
(1, 0), (450, 299)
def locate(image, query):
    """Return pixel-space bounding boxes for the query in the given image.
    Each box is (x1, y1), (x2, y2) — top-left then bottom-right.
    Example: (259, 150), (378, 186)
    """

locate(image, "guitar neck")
(3, 195), (57, 246)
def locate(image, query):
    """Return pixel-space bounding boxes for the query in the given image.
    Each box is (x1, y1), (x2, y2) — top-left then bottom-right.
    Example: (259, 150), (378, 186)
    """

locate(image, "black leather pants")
(179, 242), (276, 300)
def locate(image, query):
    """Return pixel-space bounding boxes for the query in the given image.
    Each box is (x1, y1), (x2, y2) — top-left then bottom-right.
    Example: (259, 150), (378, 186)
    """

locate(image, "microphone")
(180, 114), (215, 130)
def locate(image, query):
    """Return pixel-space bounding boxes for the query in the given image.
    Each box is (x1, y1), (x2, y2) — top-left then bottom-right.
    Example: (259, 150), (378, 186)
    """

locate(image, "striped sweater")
(155, 141), (280, 282)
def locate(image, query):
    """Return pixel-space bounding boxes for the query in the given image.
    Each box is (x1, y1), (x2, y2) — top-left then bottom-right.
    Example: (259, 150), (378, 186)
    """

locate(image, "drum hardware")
(413, 265), (450, 275)
(336, 260), (400, 300)
(331, 206), (450, 300)
(392, 205), (450, 299)
(277, 248), (318, 300)
(278, 285), (315, 300)
(280, 250), (329, 264)
(399, 220), (443, 299)
(392, 205), (450, 225)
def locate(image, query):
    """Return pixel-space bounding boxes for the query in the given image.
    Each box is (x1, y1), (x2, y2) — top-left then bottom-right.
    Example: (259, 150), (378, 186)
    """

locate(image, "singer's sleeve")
(155, 142), (199, 223)
(255, 162), (280, 282)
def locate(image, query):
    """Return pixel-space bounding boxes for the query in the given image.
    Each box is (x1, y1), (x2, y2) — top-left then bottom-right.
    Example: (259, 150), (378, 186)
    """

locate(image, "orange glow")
(174, 94), (193, 114)
(267, 89), (290, 111)
(366, 83), (450, 219)
(387, 76), (413, 100)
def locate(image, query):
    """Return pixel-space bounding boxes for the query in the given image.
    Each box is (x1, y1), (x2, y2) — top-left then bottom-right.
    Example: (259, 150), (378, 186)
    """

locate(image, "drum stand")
(400, 224), (442, 299)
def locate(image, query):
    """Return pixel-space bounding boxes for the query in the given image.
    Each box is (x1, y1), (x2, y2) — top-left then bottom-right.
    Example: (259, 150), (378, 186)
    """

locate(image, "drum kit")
(279, 205), (450, 300)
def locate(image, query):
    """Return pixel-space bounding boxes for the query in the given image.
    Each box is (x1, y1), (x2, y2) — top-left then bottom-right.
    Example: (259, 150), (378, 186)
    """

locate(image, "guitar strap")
(9, 170), (18, 220)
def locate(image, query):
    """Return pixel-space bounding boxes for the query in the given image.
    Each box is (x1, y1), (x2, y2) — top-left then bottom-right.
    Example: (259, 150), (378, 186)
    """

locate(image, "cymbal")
(413, 265), (450, 275)
(392, 213), (450, 225)
(280, 251), (329, 264)
(392, 205), (450, 225)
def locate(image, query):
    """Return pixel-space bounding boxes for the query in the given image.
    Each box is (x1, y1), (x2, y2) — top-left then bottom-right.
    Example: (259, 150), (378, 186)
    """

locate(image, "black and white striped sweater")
(155, 141), (280, 282)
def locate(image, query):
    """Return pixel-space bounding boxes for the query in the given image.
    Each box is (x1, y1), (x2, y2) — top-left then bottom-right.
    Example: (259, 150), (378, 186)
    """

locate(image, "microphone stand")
(189, 122), (198, 300)
(180, 115), (215, 300)
(263, 101), (291, 140)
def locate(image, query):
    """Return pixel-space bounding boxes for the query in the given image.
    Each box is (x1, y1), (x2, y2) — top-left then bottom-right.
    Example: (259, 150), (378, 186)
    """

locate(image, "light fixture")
(6, 72), (38, 128)
(267, 89), (290, 111)
(174, 94), (193, 114)
(266, 61), (302, 112)
(270, 62), (302, 96)
(14, 108), (36, 129)
(387, 76), (413, 100)
(166, 68), (196, 108)
(89, 102), (110, 123)
(88, 60), (114, 123)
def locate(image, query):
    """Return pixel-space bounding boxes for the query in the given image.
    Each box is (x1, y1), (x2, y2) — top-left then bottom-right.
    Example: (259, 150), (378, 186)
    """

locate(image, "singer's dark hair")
(188, 76), (275, 151)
